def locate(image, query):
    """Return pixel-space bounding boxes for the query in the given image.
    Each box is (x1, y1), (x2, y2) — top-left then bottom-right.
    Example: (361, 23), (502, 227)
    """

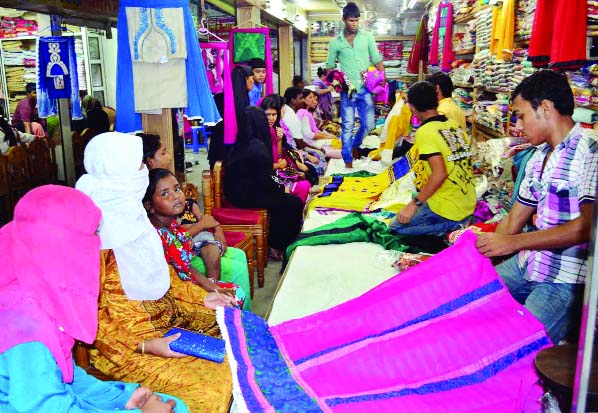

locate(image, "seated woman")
(0, 185), (188, 413)
(76, 132), (236, 413)
(224, 106), (303, 262)
(296, 88), (342, 159)
(144, 168), (251, 310)
(140, 132), (250, 306)
(260, 95), (311, 204)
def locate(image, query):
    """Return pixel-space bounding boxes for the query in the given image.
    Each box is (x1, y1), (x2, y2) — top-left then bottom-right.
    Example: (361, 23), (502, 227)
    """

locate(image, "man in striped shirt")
(477, 70), (597, 344)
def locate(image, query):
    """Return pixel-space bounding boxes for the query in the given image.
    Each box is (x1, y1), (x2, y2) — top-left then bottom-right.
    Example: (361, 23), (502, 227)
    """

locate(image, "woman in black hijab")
(208, 65), (254, 169)
(224, 106), (303, 259)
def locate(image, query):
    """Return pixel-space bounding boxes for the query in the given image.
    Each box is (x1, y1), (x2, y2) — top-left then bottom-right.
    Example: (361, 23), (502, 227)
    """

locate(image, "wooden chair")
(184, 181), (255, 297)
(28, 138), (57, 187)
(6, 145), (30, 211)
(211, 161), (269, 287)
(73, 128), (97, 179)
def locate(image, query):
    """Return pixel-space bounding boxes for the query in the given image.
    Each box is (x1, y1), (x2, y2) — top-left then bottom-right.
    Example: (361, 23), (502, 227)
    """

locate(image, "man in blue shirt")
(326, 2), (384, 168)
(248, 58), (266, 106)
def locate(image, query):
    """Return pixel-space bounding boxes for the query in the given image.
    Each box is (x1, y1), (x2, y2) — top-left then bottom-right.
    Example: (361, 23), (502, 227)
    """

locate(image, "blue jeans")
(340, 88), (375, 163)
(496, 255), (583, 344)
(388, 204), (469, 236)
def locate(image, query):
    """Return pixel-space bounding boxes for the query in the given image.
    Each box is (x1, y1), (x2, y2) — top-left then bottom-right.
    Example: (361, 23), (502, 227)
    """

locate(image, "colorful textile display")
(429, 2), (454, 72)
(218, 232), (550, 412)
(116, 0), (221, 132)
(407, 13), (428, 74)
(201, 42), (236, 145)
(362, 67), (386, 103)
(490, 0), (515, 62)
(528, 0), (587, 69)
(228, 28), (273, 96)
(307, 148), (417, 212)
(324, 69), (356, 98)
(36, 36), (83, 120)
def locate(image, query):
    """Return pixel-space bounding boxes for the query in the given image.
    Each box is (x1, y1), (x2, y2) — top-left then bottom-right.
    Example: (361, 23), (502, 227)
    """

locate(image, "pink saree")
(218, 232), (550, 412)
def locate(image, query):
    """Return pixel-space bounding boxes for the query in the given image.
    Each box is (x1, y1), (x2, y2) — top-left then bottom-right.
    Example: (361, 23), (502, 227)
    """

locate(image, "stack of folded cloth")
(475, 6), (492, 50)
(589, 0), (598, 36)
(0, 15), (38, 38)
(515, 0), (535, 41)
(453, 87), (474, 117)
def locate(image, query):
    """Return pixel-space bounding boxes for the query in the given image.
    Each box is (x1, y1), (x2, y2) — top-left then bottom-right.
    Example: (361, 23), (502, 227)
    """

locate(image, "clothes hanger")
(197, 17), (226, 42)
(232, 19), (268, 29)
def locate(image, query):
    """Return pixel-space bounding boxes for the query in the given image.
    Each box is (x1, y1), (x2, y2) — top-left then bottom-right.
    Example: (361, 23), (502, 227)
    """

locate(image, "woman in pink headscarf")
(0, 185), (187, 413)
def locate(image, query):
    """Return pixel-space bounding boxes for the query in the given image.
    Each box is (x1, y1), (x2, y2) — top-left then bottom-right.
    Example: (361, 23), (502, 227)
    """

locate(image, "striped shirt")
(517, 123), (598, 284)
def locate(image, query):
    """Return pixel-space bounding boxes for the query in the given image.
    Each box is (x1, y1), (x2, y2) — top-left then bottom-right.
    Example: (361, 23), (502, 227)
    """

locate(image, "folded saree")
(218, 232), (550, 413)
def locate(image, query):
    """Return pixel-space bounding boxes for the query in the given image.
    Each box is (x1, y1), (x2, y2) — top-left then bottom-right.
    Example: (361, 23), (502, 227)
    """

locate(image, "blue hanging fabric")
(36, 36), (83, 120)
(116, 0), (221, 133)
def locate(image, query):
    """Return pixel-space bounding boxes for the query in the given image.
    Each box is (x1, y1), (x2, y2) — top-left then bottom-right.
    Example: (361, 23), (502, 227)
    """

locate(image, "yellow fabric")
(90, 250), (232, 413)
(437, 98), (467, 130)
(490, 0), (514, 61)
(368, 171), (416, 213)
(412, 118), (476, 221)
(308, 148), (419, 212)
(369, 99), (412, 161)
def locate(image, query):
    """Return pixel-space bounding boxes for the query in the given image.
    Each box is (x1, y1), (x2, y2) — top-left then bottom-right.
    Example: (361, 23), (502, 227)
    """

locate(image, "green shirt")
(326, 29), (383, 90)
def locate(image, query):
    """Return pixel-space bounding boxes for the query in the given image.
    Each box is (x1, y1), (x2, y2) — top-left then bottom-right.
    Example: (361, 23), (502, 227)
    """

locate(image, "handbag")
(164, 327), (226, 362)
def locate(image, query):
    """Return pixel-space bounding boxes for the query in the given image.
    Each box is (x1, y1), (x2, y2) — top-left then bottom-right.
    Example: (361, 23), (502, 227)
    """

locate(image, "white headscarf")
(75, 132), (170, 300)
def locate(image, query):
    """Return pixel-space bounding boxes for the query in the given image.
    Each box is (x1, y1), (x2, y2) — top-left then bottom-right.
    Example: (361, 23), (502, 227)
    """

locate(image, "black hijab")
(228, 106), (272, 165)
(231, 65), (253, 128)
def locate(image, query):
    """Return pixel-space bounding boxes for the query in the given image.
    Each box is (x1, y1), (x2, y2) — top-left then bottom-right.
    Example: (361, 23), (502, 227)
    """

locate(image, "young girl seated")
(139, 132), (171, 170)
(144, 168), (251, 310)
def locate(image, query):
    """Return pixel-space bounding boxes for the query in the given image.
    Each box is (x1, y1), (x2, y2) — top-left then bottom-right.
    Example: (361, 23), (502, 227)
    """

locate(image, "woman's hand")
(139, 394), (176, 413)
(142, 335), (187, 358)
(276, 127), (284, 139)
(204, 291), (237, 309)
(305, 154), (319, 164)
(213, 226), (227, 253)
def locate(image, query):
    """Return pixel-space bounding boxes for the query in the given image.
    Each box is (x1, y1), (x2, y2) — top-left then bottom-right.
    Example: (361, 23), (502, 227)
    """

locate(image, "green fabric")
(191, 247), (252, 310)
(326, 29), (383, 89)
(233, 32), (265, 63)
(330, 170), (377, 178)
(286, 212), (410, 258)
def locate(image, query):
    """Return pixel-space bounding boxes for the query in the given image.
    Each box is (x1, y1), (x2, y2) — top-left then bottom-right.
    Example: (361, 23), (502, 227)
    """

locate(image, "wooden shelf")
(478, 86), (511, 94)
(454, 47), (475, 56)
(454, 83), (474, 89)
(474, 122), (505, 139)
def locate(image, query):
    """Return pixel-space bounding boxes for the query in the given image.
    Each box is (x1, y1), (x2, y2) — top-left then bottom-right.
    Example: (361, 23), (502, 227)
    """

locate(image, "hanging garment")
(429, 2), (454, 72)
(369, 96), (412, 162)
(528, 0), (587, 69)
(218, 232), (550, 413)
(116, 0), (221, 133)
(200, 42), (236, 145)
(489, 0), (515, 62)
(407, 13), (428, 74)
(228, 28), (274, 96)
(36, 36), (83, 120)
(126, 7), (187, 112)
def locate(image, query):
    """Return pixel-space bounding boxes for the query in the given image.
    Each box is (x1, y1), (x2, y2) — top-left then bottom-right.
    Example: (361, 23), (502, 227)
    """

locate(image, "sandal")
(268, 248), (283, 261)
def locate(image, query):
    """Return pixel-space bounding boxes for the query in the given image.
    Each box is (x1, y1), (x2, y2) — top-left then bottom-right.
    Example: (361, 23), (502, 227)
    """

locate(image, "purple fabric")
(312, 78), (332, 119)
(218, 232), (550, 412)
(200, 42), (236, 144)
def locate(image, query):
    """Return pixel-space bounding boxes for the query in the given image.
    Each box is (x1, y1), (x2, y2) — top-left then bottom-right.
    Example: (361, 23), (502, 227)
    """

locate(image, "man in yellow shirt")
(389, 81), (476, 236)
(429, 72), (467, 130)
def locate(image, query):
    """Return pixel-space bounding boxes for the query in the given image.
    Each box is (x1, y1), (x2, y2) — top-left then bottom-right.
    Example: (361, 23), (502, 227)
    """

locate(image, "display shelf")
(454, 10), (477, 25)
(454, 83), (474, 89)
(310, 35), (415, 42)
(454, 47), (475, 56)
(474, 122), (504, 139)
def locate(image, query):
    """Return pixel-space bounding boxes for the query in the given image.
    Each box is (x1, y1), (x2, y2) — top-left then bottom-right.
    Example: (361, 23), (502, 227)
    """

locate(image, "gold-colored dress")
(90, 250), (232, 413)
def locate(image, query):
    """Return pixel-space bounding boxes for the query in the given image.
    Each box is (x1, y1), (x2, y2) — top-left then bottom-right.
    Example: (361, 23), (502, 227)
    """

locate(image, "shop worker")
(428, 72), (467, 130)
(326, 2), (384, 168)
(477, 70), (597, 344)
(248, 58), (267, 106)
(389, 81), (475, 236)
(12, 82), (41, 134)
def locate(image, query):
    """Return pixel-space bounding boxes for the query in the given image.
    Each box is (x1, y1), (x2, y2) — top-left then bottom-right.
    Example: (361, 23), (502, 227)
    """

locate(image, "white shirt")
(282, 104), (304, 143)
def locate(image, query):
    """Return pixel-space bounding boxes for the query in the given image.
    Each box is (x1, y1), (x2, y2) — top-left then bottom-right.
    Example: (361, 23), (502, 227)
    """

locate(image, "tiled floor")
(184, 148), (282, 317)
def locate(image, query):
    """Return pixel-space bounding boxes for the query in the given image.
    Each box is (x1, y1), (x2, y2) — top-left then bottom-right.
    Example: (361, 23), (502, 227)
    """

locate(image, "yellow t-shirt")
(438, 97), (467, 130)
(411, 116), (476, 221)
